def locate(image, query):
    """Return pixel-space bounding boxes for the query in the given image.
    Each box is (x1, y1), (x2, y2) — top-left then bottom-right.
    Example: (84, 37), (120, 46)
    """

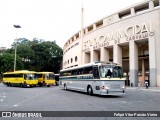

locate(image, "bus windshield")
(46, 74), (54, 80)
(25, 74), (37, 80)
(99, 65), (123, 78)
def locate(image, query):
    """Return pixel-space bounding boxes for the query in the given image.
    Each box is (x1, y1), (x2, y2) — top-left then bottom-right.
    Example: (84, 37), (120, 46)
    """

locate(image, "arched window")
(71, 58), (73, 63)
(75, 56), (78, 62)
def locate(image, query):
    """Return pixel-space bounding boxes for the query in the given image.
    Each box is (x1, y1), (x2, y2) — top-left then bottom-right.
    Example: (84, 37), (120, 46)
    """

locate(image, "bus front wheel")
(23, 82), (27, 88)
(87, 86), (93, 95)
(38, 82), (43, 87)
(20, 83), (23, 88)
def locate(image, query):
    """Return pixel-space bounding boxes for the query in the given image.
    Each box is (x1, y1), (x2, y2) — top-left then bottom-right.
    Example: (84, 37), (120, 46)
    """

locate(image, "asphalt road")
(0, 83), (160, 120)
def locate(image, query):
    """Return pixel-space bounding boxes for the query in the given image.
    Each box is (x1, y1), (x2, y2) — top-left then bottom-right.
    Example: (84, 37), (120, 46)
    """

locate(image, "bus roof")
(54, 74), (59, 76)
(36, 72), (54, 74)
(3, 70), (37, 74)
(60, 61), (121, 72)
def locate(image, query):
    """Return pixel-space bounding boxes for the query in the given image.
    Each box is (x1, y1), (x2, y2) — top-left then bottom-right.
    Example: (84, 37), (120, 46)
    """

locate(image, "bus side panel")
(45, 79), (56, 85)
(60, 79), (126, 95)
(26, 80), (38, 85)
(38, 78), (43, 84)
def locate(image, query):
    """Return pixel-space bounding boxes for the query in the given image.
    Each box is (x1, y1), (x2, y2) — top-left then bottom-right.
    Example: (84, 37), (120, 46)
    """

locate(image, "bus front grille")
(110, 85), (121, 89)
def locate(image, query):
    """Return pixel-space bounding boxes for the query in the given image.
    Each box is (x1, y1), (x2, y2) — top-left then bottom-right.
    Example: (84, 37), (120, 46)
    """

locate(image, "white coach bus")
(59, 61), (126, 95)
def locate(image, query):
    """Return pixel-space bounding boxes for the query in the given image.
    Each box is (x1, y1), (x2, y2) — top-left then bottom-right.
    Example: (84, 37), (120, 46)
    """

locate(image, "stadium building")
(62, 0), (160, 87)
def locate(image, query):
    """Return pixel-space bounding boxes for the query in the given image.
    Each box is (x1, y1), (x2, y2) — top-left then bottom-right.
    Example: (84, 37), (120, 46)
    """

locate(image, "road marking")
(0, 92), (6, 102)
(13, 90), (49, 107)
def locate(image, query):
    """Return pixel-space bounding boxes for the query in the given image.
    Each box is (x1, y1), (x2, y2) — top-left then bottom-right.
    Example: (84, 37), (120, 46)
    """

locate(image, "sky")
(0, 0), (144, 48)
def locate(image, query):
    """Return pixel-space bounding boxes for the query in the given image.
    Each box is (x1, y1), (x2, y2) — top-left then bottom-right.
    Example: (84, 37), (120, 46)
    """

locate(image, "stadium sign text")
(83, 22), (153, 51)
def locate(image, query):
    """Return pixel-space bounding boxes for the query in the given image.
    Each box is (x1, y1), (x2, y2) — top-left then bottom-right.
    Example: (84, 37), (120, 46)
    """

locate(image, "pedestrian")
(145, 81), (149, 89)
(137, 82), (141, 90)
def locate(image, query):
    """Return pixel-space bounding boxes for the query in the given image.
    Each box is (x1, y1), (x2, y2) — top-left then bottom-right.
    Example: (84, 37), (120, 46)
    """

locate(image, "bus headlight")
(101, 85), (110, 90)
(105, 86), (110, 90)
(121, 85), (126, 89)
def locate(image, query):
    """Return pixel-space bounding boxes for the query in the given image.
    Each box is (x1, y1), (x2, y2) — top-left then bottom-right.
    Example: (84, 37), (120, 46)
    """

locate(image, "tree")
(6, 38), (35, 70)
(0, 53), (23, 72)
(31, 41), (63, 73)
(5, 38), (63, 73)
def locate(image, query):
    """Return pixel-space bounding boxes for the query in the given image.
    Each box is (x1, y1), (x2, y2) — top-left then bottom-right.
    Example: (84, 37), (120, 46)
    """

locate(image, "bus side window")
(93, 66), (99, 78)
(84, 67), (93, 74)
(78, 68), (84, 75)
(72, 70), (77, 75)
(60, 72), (63, 76)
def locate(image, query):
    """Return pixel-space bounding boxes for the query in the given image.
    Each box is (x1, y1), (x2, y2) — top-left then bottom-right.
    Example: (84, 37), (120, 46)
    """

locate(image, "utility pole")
(81, 0), (84, 65)
(13, 25), (21, 71)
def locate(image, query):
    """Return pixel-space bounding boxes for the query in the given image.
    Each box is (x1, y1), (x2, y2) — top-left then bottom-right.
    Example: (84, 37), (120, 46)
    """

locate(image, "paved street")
(0, 83), (160, 120)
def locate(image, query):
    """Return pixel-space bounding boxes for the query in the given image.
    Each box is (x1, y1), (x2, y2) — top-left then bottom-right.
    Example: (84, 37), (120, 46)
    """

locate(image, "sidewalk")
(126, 86), (160, 92)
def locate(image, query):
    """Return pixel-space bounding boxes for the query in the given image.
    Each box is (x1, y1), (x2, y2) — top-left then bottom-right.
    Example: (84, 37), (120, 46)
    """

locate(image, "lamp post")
(81, 0), (84, 65)
(13, 25), (21, 71)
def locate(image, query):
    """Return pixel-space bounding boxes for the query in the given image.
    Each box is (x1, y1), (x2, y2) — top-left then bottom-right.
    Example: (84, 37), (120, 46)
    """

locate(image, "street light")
(13, 24), (21, 71)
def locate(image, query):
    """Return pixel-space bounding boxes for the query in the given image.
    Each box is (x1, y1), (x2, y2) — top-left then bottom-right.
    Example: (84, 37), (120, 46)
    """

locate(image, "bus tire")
(20, 83), (23, 88)
(87, 86), (93, 95)
(23, 82), (27, 88)
(64, 84), (67, 90)
(56, 82), (59, 86)
(6, 82), (9, 86)
(39, 83), (43, 87)
(8, 82), (12, 86)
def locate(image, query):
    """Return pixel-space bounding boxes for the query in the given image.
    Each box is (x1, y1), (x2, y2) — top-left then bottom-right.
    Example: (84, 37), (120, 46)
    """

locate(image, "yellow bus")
(37, 72), (55, 87)
(3, 70), (38, 87)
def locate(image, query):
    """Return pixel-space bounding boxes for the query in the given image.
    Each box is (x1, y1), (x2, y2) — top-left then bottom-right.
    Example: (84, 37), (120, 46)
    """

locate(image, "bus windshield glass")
(99, 65), (123, 78)
(25, 74), (37, 80)
(46, 74), (55, 80)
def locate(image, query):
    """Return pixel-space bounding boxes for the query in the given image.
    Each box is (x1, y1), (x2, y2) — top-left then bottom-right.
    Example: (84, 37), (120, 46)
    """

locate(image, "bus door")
(93, 66), (99, 79)
(43, 74), (45, 83)
(55, 74), (59, 86)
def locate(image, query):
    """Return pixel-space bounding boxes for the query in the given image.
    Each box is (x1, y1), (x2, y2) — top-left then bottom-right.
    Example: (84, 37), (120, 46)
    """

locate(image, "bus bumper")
(99, 89), (126, 95)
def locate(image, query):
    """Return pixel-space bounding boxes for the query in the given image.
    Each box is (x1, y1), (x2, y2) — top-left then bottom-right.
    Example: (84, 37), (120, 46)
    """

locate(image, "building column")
(148, 36), (157, 86)
(131, 8), (135, 16)
(149, 1), (154, 10)
(113, 44), (122, 65)
(91, 50), (99, 62)
(141, 59), (145, 85)
(85, 28), (88, 34)
(93, 24), (96, 30)
(93, 50), (99, 62)
(100, 47), (109, 62)
(90, 50), (94, 62)
(83, 52), (90, 64)
(129, 41), (138, 87)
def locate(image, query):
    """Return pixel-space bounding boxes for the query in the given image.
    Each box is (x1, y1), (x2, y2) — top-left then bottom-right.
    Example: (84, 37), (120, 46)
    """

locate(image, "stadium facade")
(62, 0), (160, 87)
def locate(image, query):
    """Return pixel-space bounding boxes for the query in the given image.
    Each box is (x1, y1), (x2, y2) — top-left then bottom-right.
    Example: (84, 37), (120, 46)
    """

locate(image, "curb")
(126, 87), (160, 92)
